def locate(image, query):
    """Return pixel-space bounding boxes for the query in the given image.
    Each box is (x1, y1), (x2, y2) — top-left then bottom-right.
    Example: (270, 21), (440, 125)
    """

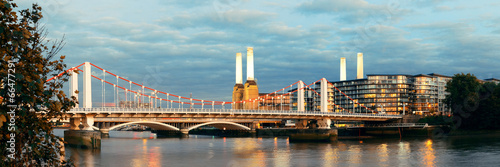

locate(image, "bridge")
(65, 107), (401, 135)
(50, 62), (402, 136)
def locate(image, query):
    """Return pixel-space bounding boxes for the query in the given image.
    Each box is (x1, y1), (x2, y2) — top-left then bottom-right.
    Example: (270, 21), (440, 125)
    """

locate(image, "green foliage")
(445, 73), (500, 130)
(0, 0), (75, 166)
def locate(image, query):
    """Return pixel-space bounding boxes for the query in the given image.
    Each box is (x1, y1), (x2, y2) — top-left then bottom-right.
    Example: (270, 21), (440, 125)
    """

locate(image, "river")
(53, 129), (500, 167)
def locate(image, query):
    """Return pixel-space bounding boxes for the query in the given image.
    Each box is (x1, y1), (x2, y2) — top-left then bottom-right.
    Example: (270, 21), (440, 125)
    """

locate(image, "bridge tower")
(297, 80), (305, 111)
(320, 78), (328, 112)
(243, 47), (259, 109)
(232, 53), (244, 109)
(70, 67), (79, 108)
(83, 62), (92, 108)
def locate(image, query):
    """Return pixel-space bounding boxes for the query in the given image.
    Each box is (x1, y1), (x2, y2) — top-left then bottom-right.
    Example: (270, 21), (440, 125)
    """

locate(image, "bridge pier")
(295, 120), (308, 129)
(69, 118), (81, 130)
(317, 119), (332, 129)
(294, 119), (332, 129)
(180, 129), (189, 138)
(96, 122), (111, 137)
(99, 129), (110, 138)
(64, 130), (101, 149)
(80, 114), (95, 131)
(64, 114), (101, 149)
(288, 119), (336, 142)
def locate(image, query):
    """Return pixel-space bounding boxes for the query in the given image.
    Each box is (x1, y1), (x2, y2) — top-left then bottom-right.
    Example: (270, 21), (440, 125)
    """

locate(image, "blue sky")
(17, 0), (500, 103)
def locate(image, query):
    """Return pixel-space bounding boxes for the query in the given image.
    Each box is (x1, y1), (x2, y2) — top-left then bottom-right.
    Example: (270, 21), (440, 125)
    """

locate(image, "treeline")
(445, 73), (500, 130)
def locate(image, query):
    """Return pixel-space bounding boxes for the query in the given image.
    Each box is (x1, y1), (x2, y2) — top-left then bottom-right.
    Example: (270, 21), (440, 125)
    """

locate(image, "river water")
(53, 129), (500, 167)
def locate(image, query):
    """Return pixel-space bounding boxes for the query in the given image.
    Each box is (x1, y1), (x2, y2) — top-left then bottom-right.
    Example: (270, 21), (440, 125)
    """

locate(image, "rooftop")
(484, 78), (500, 81)
(428, 73), (452, 78)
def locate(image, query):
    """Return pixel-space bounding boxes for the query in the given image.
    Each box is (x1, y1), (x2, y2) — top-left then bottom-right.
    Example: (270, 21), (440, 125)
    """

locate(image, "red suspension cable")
(46, 63), (85, 82)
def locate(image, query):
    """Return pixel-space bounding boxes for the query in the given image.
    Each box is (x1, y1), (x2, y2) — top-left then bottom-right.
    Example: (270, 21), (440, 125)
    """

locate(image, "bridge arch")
(109, 121), (180, 131)
(187, 121), (251, 131)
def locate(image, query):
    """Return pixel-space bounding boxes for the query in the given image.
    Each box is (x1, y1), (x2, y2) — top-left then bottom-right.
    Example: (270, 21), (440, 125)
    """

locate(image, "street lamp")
(378, 104), (385, 114)
(350, 101), (353, 113)
(403, 103), (406, 115)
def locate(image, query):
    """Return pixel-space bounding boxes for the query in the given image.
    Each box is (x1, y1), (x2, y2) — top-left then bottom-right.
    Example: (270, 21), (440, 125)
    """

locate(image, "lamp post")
(379, 104), (385, 114)
(350, 101), (353, 113)
(403, 103), (405, 115)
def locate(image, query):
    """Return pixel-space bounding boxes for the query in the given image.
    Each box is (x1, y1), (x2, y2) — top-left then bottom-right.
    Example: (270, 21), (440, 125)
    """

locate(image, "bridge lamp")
(349, 101), (353, 113)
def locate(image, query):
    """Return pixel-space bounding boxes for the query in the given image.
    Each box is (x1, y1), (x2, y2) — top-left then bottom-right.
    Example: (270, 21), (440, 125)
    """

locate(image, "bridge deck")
(68, 108), (402, 121)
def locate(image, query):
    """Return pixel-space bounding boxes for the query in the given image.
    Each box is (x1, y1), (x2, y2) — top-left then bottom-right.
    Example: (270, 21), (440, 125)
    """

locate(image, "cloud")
(433, 6), (452, 12)
(410, 0), (451, 7)
(296, 0), (406, 24)
(159, 9), (276, 30)
(16, 0), (499, 104)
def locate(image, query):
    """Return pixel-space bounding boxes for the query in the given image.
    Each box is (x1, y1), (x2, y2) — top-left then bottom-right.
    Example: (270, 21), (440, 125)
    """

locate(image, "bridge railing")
(364, 123), (429, 128)
(68, 108), (402, 119)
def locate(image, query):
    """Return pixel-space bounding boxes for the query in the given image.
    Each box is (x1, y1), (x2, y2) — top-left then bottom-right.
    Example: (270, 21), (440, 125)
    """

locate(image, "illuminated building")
(257, 93), (291, 110)
(304, 73), (453, 115)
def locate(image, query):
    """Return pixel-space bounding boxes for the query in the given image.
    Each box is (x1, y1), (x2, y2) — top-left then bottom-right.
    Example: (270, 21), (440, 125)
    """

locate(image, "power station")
(232, 49), (365, 111)
(232, 47), (259, 109)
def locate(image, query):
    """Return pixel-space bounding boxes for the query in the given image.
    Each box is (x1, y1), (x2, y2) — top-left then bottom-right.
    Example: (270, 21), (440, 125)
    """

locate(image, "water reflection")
(322, 144), (339, 167)
(53, 129), (500, 167)
(422, 139), (436, 167)
(273, 137), (290, 167)
(130, 139), (162, 167)
(232, 138), (266, 167)
(397, 141), (411, 166)
(348, 145), (362, 165)
(377, 144), (389, 166)
(66, 146), (99, 167)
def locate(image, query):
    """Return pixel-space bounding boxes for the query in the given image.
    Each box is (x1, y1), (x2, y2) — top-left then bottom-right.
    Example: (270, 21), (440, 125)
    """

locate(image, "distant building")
(257, 93), (291, 110)
(290, 87), (316, 111)
(483, 78), (500, 84)
(119, 101), (151, 108)
(293, 73), (453, 115)
(428, 73), (452, 115)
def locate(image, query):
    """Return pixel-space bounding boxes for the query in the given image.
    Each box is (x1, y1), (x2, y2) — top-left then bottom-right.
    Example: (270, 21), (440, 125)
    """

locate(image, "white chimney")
(236, 53), (242, 84)
(357, 53), (363, 79)
(247, 47), (254, 80)
(340, 57), (346, 81)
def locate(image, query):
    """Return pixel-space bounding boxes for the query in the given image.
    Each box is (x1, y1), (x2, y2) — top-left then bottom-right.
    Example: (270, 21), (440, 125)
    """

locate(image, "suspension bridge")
(49, 62), (402, 136)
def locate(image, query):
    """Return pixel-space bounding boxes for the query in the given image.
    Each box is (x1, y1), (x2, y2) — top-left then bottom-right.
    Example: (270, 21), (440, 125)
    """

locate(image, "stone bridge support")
(68, 114), (97, 131)
(69, 118), (81, 130)
(65, 113), (101, 149)
(316, 119), (331, 129)
(295, 120), (309, 129)
(80, 114), (96, 131)
(96, 122), (111, 137)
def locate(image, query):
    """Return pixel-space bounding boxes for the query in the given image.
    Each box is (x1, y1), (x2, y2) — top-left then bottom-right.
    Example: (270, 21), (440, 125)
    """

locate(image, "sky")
(16, 0), (500, 104)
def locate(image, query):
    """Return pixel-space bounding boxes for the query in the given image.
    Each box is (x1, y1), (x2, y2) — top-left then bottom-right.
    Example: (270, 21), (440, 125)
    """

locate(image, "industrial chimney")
(247, 47), (254, 80)
(243, 47), (259, 109)
(235, 53), (242, 84)
(232, 53), (244, 109)
(356, 53), (363, 79)
(340, 57), (346, 81)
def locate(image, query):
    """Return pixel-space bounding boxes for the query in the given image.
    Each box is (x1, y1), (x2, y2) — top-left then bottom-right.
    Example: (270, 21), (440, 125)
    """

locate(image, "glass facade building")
(330, 74), (413, 115)
(292, 73), (453, 115)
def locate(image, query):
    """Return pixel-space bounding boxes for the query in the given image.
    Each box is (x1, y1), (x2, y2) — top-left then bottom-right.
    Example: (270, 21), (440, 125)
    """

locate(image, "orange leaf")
(0, 115), (7, 128)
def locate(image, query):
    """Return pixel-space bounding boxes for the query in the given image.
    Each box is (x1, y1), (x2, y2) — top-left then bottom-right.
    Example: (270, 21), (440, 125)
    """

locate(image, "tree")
(445, 73), (500, 130)
(472, 82), (500, 129)
(1, 0), (75, 166)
